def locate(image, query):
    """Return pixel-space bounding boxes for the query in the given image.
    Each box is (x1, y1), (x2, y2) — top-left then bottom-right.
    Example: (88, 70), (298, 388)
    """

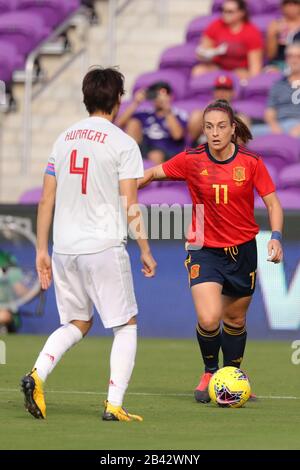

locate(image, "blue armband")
(271, 231), (282, 241)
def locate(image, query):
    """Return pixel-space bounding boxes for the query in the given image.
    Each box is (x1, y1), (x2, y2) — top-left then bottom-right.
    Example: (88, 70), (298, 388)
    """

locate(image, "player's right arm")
(118, 141), (156, 277)
(36, 174), (56, 290)
(120, 179), (157, 278)
(138, 151), (187, 189)
(138, 164), (167, 189)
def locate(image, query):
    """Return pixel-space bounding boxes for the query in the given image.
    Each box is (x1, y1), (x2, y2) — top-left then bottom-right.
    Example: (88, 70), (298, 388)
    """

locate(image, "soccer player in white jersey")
(21, 67), (157, 422)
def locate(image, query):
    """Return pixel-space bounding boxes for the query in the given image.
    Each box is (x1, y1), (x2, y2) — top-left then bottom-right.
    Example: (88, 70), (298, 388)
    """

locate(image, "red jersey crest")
(233, 166), (246, 182)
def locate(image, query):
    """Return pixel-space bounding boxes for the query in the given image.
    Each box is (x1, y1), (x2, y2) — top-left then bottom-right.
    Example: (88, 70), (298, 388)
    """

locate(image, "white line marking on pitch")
(0, 388), (299, 400)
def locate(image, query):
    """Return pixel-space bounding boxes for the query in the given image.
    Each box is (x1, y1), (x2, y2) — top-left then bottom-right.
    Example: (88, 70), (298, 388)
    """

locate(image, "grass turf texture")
(0, 335), (299, 450)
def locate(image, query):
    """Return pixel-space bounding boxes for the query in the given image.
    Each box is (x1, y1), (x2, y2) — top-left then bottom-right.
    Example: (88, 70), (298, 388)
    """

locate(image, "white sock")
(107, 324), (137, 407)
(34, 323), (83, 382)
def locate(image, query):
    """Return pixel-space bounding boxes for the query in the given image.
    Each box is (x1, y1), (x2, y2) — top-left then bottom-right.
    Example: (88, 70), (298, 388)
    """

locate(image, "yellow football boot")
(102, 400), (143, 422)
(21, 368), (46, 419)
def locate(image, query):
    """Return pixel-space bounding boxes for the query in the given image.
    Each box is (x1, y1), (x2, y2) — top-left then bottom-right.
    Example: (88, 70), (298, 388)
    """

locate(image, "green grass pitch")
(0, 335), (299, 450)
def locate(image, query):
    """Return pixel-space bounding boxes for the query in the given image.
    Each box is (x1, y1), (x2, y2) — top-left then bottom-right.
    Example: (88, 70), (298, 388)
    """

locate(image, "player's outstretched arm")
(36, 174), (56, 289)
(262, 191), (283, 264)
(138, 164), (167, 189)
(120, 178), (157, 277)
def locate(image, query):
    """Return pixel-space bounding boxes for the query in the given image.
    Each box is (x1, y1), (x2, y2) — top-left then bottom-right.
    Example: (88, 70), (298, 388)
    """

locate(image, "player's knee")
(198, 317), (220, 332)
(71, 318), (93, 336)
(223, 314), (245, 329)
(113, 316), (137, 332)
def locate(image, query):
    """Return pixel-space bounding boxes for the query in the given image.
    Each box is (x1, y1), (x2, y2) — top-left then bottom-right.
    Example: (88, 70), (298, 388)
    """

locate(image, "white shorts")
(52, 246), (138, 329)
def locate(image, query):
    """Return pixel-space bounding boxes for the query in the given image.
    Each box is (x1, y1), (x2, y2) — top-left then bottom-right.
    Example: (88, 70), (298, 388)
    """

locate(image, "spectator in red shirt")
(192, 0), (264, 79)
(138, 100), (283, 405)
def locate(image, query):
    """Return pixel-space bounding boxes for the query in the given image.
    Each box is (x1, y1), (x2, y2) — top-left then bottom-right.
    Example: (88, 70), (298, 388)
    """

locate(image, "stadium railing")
(22, 5), (89, 173)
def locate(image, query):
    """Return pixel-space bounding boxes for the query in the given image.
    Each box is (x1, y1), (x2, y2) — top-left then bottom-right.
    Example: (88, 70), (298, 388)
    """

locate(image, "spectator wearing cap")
(188, 75), (251, 144)
(252, 42), (300, 137)
(116, 82), (188, 164)
(266, 0), (300, 71)
(192, 0), (264, 79)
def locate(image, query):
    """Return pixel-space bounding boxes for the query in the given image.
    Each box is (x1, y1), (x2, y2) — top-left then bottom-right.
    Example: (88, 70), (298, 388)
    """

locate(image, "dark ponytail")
(233, 114), (253, 145)
(203, 99), (253, 145)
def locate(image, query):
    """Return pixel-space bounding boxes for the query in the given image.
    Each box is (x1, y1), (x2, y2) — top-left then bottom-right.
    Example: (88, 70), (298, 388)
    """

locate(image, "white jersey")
(45, 116), (144, 254)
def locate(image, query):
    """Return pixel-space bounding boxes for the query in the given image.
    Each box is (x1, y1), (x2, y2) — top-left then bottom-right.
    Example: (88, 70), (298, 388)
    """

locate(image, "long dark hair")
(224, 0), (249, 22)
(203, 99), (253, 145)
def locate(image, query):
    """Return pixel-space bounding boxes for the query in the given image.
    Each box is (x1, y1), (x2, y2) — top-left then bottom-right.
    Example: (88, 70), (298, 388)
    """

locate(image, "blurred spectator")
(266, 0), (300, 71)
(116, 82), (187, 164)
(188, 75), (251, 144)
(192, 0), (264, 79)
(81, 0), (99, 24)
(0, 250), (22, 334)
(252, 42), (300, 137)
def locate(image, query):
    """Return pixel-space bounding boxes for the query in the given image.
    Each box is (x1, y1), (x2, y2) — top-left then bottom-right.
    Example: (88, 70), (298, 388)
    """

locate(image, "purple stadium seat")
(254, 195), (265, 208)
(251, 13), (281, 36)
(278, 163), (300, 189)
(0, 0), (18, 14)
(0, 40), (24, 82)
(264, 162), (279, 186)
(275, 189), (300, 209)
(116, 99), (153, 121)
(248, 135), (300, 170)
(262, 0), (282, 14)
(0, 64), (13, 84)
(187, 70), (241, 100)
(133, 69), (188, 101)
(17, 0), (80, 28)
(185, 13), (219, 43)
(173, 98), (209, 115)
(242, 72), (282, 100)
(159, 43), (198, 75)
(138, 184), (191, 206)
(0, 11), (50, 56)
(212, 0), (280, 15)
(143, 159), (154, 170)
(19, 187), (42, 204)
(255, 189), (300, 209)
(233, 99), (266, 121)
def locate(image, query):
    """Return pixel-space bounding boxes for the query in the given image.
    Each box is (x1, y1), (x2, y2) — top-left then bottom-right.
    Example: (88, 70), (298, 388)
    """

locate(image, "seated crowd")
(117, 0), (300, 162)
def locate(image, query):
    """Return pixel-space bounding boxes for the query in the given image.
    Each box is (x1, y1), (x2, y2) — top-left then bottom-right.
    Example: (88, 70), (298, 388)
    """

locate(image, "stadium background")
(0, 0), (300, 452)
(0, 0), (299, 340)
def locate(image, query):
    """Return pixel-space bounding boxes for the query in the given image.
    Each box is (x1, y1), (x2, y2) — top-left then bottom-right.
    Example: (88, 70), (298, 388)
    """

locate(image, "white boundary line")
(0, 388), (299, 400)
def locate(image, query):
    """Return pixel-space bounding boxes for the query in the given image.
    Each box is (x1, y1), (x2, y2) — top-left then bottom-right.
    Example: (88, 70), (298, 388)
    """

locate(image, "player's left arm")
(36, 174), (57, 289)
(262, 192), (283, 264)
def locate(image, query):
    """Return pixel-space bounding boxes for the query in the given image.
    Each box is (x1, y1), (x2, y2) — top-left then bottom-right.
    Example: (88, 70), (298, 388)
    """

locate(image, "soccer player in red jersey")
(138, 99), (283, 403)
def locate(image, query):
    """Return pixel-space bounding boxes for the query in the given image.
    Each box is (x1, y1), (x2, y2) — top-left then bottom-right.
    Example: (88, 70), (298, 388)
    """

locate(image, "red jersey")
(204, 19), (263, 70)
(162, 143), (275, 248)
